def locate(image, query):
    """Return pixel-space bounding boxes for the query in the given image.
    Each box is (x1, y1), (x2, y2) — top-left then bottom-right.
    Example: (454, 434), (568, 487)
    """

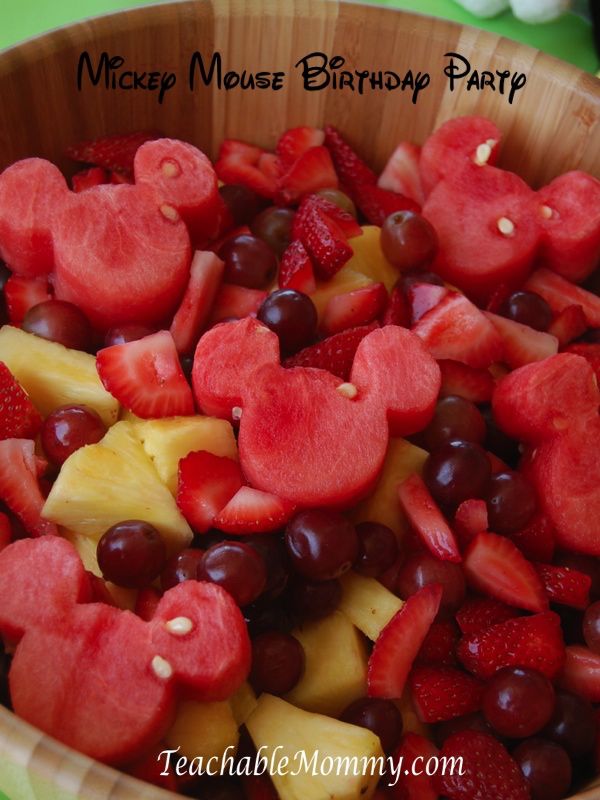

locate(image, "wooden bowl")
(0, 1), (598, 798)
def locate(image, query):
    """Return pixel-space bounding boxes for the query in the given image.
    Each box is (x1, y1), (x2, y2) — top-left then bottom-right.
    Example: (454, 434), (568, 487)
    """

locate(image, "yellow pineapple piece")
(285, 611), (368, 717)
(247, 694), (383, 800)
(352, 438), (428, 537)
(396, 691), (431, 739)
(310, 267), (372, 319)
(165, 700), (239, 762)
(230, 681), (258, 726)
(42, 421), (192, 555)
(0, 325), (119, 426)
(339, 572), (403, 641)
(131, 416), (238, 494)
(346, 226), (400, 290)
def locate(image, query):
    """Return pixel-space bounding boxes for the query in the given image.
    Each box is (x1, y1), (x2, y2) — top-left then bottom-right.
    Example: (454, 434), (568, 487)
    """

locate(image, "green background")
(0, 0), (598, 73)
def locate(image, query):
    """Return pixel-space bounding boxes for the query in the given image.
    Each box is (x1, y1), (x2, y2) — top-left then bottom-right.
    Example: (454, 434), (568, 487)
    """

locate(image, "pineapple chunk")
(339, 572), (403, 641)
(230, 682), (258, 726)
(351, 438), (428, 537)
(310, 267), (372, 319)
(346, 226), (400, 290)
(165, 700), (239, 762)
(247, 694), (383, 800)
(42, 421), (192, 555)
(285, 611), (368, 717)
(132, 416), (238, 494)
(0, 325), (119, 426)
(396, 691), (431, 739)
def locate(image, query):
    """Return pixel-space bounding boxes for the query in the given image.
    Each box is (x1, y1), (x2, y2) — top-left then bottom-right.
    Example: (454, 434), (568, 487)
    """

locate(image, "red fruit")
(388, 733), (439, 800)
(398, 474), (461, 562)
(177, 451), (243, 534)
(86, 572), (116, 606)
(169, 250), (225, 354)
(534, 562), (591, 609)
(423, 164), (540, 302)
(296, 203), (353, 279)
(378, 142), (425, 206)
(417, 619), (459, 666)
(457, 612), (565, 680)
(560, 645), (600, 702)
(407, 282), (448, 326)
(437, 730), (529, 800)
(410, 665), (484, 723)
(134, 587), (161, 621)
(276, 126), (325, 169)
(209, 283), (268, 324)
(321, 282), (388, 336)
(96, 330), (194, 419)
(71, 166), (108, 192)
(0, 512), (11, 553)
(368, 584), (442, 699)
(278, 239), (316, 294)
(109, 171), (134, 185)
(510, 513), (555, 564)
(0, 159), (68, 277)
(525, 267), (600, 328)
(258, 152), (280, 184)
(0, 439), (58, 538)
(437, 360), (494, 403)
(547, 304), (588, 347)
(65, 130), (159, 175)
(354, 183), (420, 226)
(127, 746), (178, 792)
(484, 311), (558, 369)
(283, 322), (379, 380)
(4, 275), (52, 326)
(382, 285), (410, 327)
(213, 486), (296, 534)
(277, 146), (338, 204)
(215, 140), (277, 199)
(210, 223), (251, 255)
(0, 362), (42, 440)
(456, 597), (519, 637)
(453, 499), (488, 548)
(323, 125), (378, 192)
(564, 343), (600, 383)
(413, 292), (503, 369)
(492, 353), (599, 443)
(293, 193), (363, 240)
(463, 532), (547, 613)
(536, 171), (600, 282)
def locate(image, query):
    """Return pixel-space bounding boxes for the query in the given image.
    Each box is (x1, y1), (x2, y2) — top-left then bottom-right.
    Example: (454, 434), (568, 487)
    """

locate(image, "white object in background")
(452, 0), (572, 22)
(453, 0), (510, 16)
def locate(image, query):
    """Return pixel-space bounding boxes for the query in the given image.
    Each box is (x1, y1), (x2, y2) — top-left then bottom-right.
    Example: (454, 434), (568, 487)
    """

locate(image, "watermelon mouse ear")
(192, 317), (280, 421)
(350, 326), (441, 436)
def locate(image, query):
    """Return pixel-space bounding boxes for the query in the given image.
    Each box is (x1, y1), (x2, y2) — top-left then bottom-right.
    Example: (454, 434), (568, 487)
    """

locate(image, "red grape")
(41, 405), (107, 465)
(315, 188), (357, 217)
(97, 520), (167, 589)
(258, 289), (317, 355)
(104, 324), (154, 347)
(198, 541), (267, 606)
(512, 738), (572, 800)
(380, 211), (438, 271)
(542, 692), (596, 757)
(22, 300), (92, 350)
(285, 510), (358, 582)
(583, 601), (600, 653)
(341, 697), (403, 754)
(485, 471), (537, 534)
(504, 291), (553, 332)
(354, 522), (398, 578)
(482, 667), (555, 738)
(423, 440), (492, 508)
(423, 396), (487, 451)
(250, 631), (305, 695)
(160, 548), (204, 591)
(251, 206), (296, 257)
(219, 234), (278, 289)
(287, 576), (342, 622)
(219, 183), (263, 226)
(396, 552), (465, 613)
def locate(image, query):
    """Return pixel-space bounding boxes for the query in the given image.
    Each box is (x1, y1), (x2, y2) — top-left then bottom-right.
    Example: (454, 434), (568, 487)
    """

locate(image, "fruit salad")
(0, 115), (599, 800)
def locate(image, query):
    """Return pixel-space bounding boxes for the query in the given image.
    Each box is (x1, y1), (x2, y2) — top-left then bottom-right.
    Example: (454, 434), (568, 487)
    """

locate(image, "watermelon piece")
(548, 304), (588, 347)
(484, 311), (559, 369)
(209, 283), (267, 325)
(170, 250), (225, 355)
(536, 171), (600, 282)
(525, 268), (600, 328)
(378, 142), (425, 206)
(0, 159), (68, 277)
(564, 343), (600, 383)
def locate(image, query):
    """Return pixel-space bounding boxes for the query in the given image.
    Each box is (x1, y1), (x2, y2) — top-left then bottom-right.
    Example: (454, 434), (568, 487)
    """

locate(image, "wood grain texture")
(0, 1), (599, 797)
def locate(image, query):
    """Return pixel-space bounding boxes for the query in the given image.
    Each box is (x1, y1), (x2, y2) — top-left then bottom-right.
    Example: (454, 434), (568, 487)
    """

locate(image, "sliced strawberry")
(455, 597), (519, 636)
(560, 645), (600, 702)
(215, 140), (277, 199)
(438, 360), (495, 403)
(86, 572), (117, 606)
(509, 512), (555, 563)
(4, 275), (51, 326)
(109, 170), (134, 185)
(293, 193), (363, 240)
(0, 362), (42, 440)
(323, 125), (377, 192)
(388, 733), (439, 799)
(463, 532), (548, 613)
(177, 451), (244, 534)
(354, 183), (420, 226)
(213, 486), (296, 534)
(437, 730), (529, 800)
(321, 282), (388, 336)
(65, 130), (159, 176)
(0, 512), (12, 553)
(457, 611), (565, 679)
(413, 292), (503, 369)
(382, 284), (410, 327)
(378, 142), (425, 206)
(548, 304), (588, 347)
(96, 330), (194, 419)
(410, 665), (484, 723)
(525, 267), (600, 328)
(134, 587), (161, 621)
(564, 343), (600, 383)
(398, 474), (461, 562)
(534, 562), (591, 609)
(0, 439), (58, 537)
(453, 499), (488, 548)
(283, 323), (379, 380)
(169, 251), (225, 355)
(275, 126), (325, 169)
(296, 204), (353, 279)
(417, 619), (459, 666)
(278, 240), (316, 294)
(71, 166), (108, 192)
(209, 284), (267, 324)
(258, 152), (281, 184)
(277, 146), (337, 204)
(407, 282), (448, 326)
(368, 584), (442, 699)
(485, 311), (559, 369)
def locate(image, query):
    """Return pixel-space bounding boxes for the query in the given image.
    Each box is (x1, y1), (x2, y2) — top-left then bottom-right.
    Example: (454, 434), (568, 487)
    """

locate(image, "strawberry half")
(278, 240), (316, 294)
(296, 203), (353, 279)
(177, 451), (244, 534)
(65, 130), (159, 176)
(321, 282), (388, 336)
(353, 183), (420, 226)
(534, 562), (591, 609)
(277, 146), (338, 205)
(293, 193), (362, 240)
(453, 499), (489, 548)
(275, 126), (325, 169)
(548, 304), (588, 347)
(509, 512), (555, 563)
(368, 583), (442, 699)
(213, 486), (296, 534)
(457, 611), (565, 679)
(398, 474), (461, 562)
(4, 275), (51, 326)
(437, 360), (495, 403)
(455, 597), (519, 636)
(437, 730), (530, 800)
(463, 532), (548, 613)
(417, 619), (459, 666)
(215, 140), (277, 199)
(410, 664), (484, 723)
(96, 330), (194, 419)
(71, 166), (109, 192)
(381, 284), (410, 328)
(388, 733), (439, 799)
(169, 250), (225, 355)
(485, 311), (559, 368)
(0, 362), (42, 440)
(323, 125), (377, 192)
(0, 439), (58, 537)
(283, 322), (379, 380)
(378, 142), (425, 206)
